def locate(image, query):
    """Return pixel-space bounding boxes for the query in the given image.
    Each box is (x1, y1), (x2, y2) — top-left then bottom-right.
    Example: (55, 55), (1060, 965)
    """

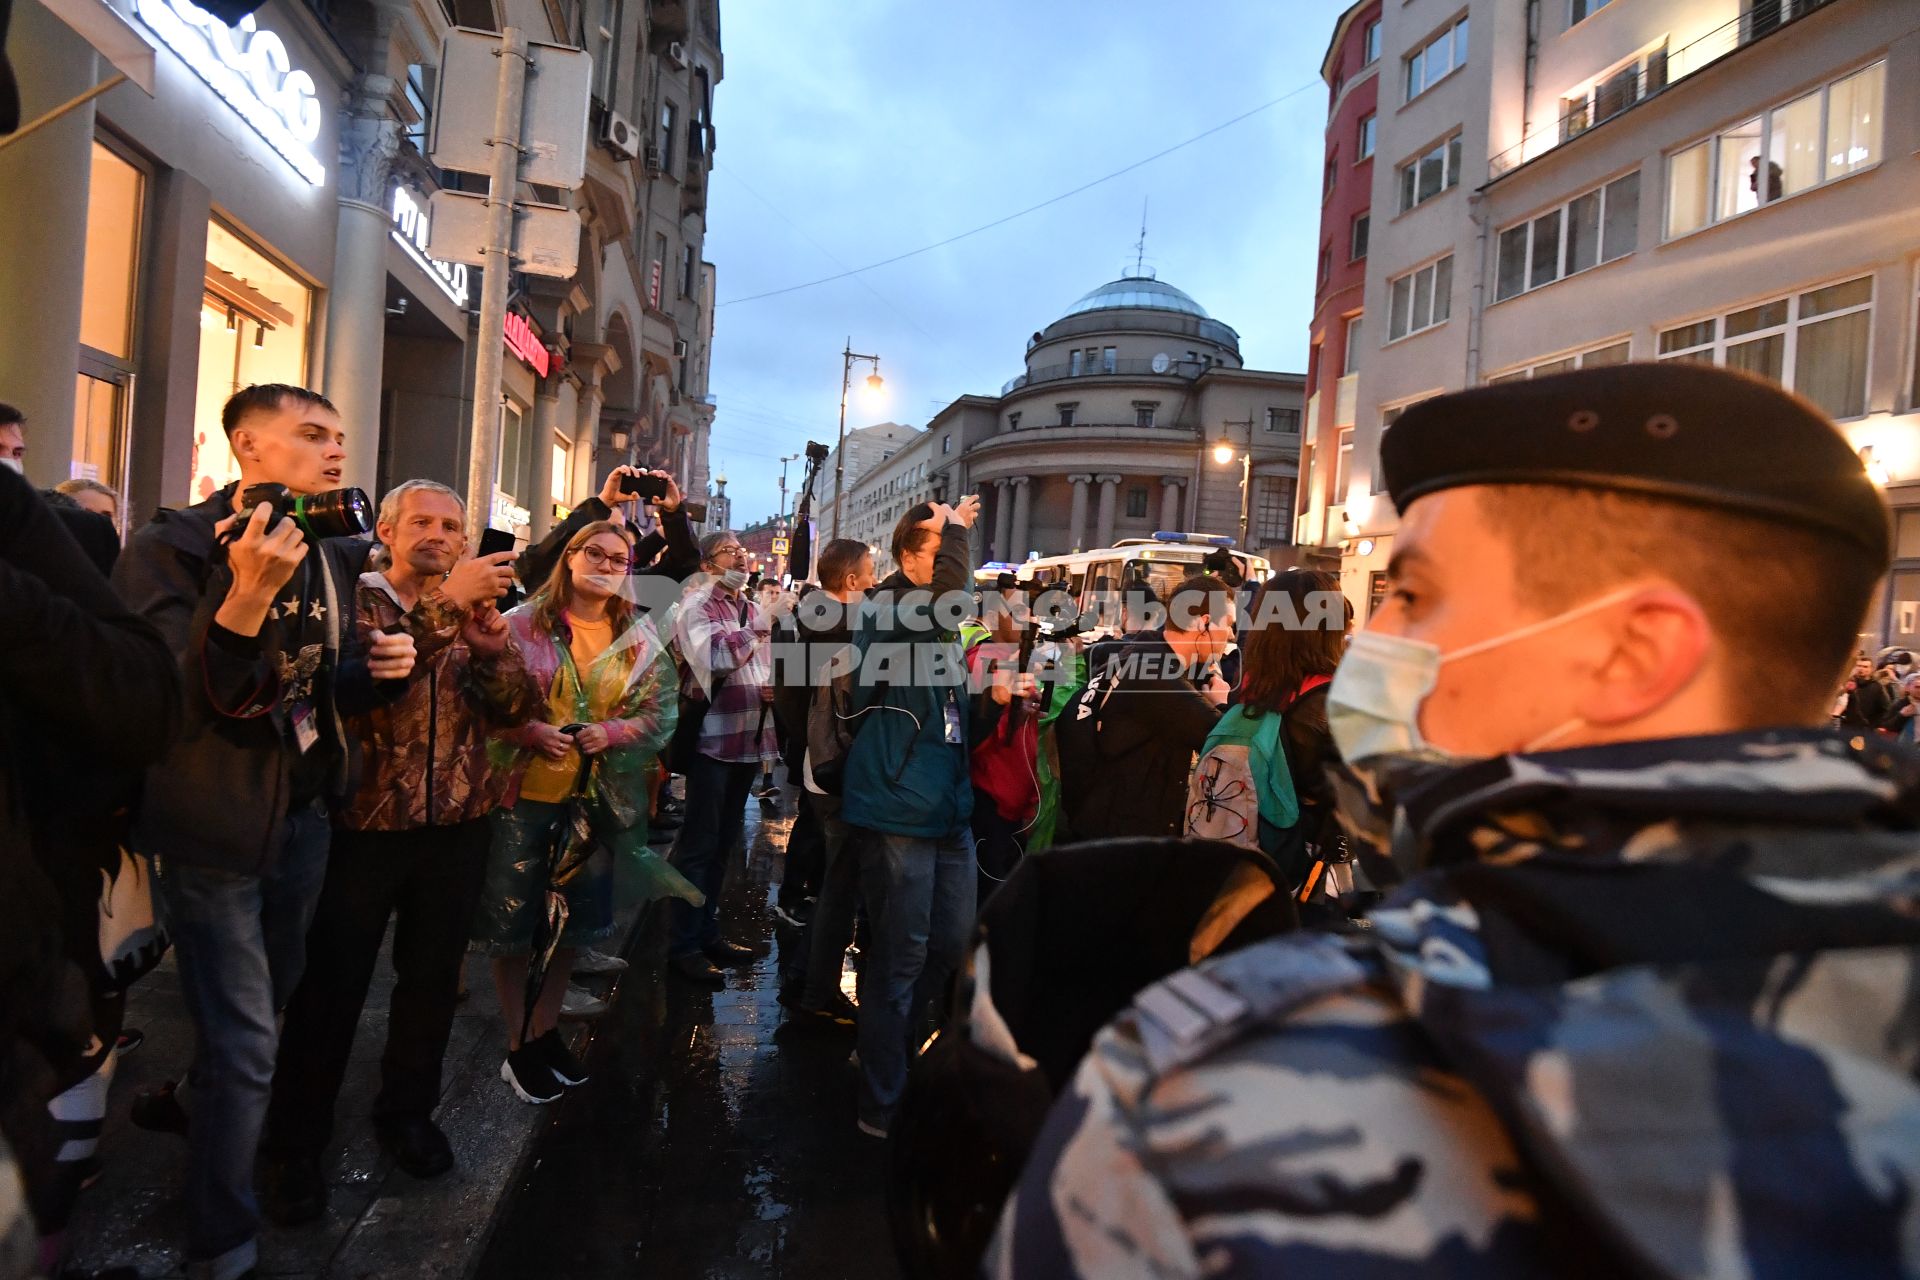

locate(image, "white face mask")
(1327, 586), (1641, 765)
(0, 457), (21, 476)
(719, 567), (749, 592)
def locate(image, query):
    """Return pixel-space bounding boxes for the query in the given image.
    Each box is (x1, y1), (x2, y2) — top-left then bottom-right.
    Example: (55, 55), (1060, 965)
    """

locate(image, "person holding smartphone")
(516, 464), (700, 591)
(476, 521), (691, 1104)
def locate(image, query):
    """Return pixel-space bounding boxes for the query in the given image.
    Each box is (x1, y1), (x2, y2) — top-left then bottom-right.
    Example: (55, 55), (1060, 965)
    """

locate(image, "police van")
(1014, 532), (1269, 621)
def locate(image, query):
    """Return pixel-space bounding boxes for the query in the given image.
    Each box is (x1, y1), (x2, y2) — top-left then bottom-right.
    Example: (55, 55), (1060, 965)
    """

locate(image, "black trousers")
(265, 818), (490, 1156)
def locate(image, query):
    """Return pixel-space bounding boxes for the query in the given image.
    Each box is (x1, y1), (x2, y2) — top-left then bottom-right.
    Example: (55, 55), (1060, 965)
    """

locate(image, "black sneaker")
(500, 1045), (563, 1104)
(535, 1029), (589, 1087)
(799, 992), (859, 1028)
(261, 1151), (328, 1226)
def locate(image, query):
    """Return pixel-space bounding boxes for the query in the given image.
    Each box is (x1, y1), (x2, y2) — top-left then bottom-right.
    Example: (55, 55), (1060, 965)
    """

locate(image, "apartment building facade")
(1, 0), (719, 543)
(1310, 0), (1920, 640)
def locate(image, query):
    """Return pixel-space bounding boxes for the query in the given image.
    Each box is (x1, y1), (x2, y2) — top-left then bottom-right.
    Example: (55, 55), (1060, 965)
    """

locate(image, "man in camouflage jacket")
(989, 366), (1920, 1278)
(262, 481), (536, 1219)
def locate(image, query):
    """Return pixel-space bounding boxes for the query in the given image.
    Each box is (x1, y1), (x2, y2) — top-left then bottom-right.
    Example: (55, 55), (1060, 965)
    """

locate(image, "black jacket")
(516, 497), (701, 592)
(771, 593), (856, 778)
(112, 484), (391, 874)
(0, 468), (178, 1208)
(1055, 632), (1222, 841)
(1839, 677), (1892, 729)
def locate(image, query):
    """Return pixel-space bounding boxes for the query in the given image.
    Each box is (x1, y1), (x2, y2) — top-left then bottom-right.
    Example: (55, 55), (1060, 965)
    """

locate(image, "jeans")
(669, 752), (758, 959)
(265, 819), (491, 1159)
(154, 804), (329, 1280)
(800, 794), (866, 1010)
(856, 827), (977, 1129)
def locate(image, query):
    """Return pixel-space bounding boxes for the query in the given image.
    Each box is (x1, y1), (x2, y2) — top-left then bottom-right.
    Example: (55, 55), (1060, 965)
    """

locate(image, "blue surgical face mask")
(1327, 586), (1642, 766)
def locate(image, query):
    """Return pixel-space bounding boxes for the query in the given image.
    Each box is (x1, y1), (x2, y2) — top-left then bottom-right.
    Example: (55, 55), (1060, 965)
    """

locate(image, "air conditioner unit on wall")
(665, 41), (687, 68)
(674, 339), (688, 358)
(599, 111), (640, 159)
(643, 142), (663, 175)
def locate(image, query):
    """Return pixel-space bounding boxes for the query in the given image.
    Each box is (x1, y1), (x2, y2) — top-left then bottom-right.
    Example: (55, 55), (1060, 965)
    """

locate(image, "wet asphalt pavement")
(476, 790), (900, 1280)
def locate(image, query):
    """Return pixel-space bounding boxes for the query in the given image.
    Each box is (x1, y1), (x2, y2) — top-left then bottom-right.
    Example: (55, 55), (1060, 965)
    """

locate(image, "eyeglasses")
(710, 545), (745, 559)
(575, 545), (633, 572)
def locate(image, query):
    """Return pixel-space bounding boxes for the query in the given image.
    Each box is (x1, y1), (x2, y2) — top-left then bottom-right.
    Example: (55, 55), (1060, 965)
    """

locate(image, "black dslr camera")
(805, 440), (831, 463)
(235, 482), (374, 540)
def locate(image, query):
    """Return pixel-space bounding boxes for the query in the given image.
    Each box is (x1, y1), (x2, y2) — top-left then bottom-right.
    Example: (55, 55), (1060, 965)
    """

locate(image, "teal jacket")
(841, 523), (975, 838)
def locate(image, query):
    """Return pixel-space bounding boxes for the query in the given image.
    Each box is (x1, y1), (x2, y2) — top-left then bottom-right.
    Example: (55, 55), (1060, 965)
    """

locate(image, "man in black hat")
(987, 364), (1920, 1279)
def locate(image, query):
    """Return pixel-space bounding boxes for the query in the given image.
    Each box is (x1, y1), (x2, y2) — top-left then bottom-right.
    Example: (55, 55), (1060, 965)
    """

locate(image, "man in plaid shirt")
(668, 530), (777, 985)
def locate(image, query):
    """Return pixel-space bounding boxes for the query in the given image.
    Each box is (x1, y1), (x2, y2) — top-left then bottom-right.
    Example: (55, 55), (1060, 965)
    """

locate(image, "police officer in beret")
(987, 363), (1920, 1279)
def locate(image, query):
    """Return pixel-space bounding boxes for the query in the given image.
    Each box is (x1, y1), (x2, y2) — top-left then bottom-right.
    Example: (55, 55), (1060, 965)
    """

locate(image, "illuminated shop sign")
(134, 0), (326, 185)
(390, 187), (470, 309)
(504, 310), (551, 376)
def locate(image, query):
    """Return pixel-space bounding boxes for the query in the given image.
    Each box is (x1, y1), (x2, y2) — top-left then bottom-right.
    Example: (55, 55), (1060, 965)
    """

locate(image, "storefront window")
(190, 220), (312, 501)
(75, 142), (145, 496)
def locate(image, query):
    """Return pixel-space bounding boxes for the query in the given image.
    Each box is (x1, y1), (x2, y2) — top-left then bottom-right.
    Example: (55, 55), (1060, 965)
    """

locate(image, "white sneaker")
(572, 947), (629, 976)
(559, 984), (608, 1021)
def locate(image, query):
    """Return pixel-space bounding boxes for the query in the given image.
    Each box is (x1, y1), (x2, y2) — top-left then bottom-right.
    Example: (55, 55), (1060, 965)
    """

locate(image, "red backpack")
(967, 639), (1041, 822)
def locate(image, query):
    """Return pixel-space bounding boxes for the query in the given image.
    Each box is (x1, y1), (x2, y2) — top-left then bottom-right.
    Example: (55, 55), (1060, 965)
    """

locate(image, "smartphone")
(681, 500), (708, 523)
(478, 527), (517, 558)
(619, 473), (671, 501)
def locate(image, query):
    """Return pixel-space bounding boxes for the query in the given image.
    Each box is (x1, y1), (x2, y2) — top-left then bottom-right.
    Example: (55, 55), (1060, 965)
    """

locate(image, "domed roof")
(1060, 275), (1212, 321)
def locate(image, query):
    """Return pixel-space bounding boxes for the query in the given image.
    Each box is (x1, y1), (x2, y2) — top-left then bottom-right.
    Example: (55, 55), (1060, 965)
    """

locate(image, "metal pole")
(463, 27), (529, 542)
(0, 74), (127, 155)
(832, 341), (851, 541)
(1240, 452), (1252, 548)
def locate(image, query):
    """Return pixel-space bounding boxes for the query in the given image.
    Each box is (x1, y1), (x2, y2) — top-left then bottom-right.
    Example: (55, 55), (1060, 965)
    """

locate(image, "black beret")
(1381, 362), (1890, 564)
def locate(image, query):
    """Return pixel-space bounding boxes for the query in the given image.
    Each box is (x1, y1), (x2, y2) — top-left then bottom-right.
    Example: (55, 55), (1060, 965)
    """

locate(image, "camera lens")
(294, 487), (375, 539)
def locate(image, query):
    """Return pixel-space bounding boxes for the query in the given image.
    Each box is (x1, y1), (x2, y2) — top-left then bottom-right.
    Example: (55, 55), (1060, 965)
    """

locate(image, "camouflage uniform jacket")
(987, 730), (1920, 1279)
(337, 573), (539, 831)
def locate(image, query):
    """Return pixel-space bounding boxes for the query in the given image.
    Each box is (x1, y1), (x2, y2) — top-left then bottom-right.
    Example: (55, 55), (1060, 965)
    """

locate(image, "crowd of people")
(4, 357), (1919, 1280)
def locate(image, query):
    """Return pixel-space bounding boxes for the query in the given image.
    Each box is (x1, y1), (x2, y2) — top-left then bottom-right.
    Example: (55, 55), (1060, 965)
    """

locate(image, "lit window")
(1387, 256), (1452, 342)
(1334, 427), (1354, 500)
(1655, 277), (1872, 419)
(1343, 315), (1364, 374)
(1664, 61), (1884, 239)
(1487, 339), (1632, 383)
(1560, 44), (1666, 141)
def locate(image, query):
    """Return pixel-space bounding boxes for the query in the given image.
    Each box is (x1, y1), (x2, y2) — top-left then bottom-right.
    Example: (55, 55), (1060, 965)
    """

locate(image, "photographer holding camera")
(111, 384), (415, 1280)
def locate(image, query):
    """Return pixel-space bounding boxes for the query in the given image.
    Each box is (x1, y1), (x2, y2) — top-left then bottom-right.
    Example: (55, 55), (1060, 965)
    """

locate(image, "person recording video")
(517, 464), (701, 590)
(110, 383), (416, 1280)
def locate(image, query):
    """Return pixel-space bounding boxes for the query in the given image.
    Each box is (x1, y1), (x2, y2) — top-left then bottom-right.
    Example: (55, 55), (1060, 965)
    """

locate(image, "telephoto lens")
(238, 482), (375, 539)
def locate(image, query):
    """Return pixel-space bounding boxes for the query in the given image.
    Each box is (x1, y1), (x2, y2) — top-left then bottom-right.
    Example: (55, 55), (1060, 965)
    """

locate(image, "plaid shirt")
(675, 582), (776, 764)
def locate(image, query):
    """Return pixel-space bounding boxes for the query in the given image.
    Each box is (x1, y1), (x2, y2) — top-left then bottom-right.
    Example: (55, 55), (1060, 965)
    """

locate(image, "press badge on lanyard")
(290, 701), (319, 754)
(942, 697), (964, 744)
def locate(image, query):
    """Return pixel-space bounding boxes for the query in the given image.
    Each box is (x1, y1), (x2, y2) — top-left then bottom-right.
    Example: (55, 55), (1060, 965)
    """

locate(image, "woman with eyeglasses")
(474, 521), (696, 1104)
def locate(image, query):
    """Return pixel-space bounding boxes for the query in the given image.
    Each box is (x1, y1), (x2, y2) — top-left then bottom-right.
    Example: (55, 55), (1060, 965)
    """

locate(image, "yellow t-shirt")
(518, 615), (617, 804)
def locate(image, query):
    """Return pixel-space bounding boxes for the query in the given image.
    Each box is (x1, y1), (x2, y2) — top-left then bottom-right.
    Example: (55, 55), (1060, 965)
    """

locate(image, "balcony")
(1487, 0), (1845, 180)
(1001, 355), (1209, 396)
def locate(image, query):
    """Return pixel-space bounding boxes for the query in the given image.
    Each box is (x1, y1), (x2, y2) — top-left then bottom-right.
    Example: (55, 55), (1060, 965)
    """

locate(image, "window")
(401, 64), (432, 153)
(1398, 133), (1463, 212)
(1405, 16), (1468, 102)
(1069, 349), (1084, 376)
(1056, 404), (1075, 427)
(1494, 172), (1640, 301)
(650, 232), (667, 308)
(1008, 412), (1021, 430)
(1372, 402), (1424, 493)
(1344, 315), (1364, 374)
(1363, 19), (1382, 65)
(1570, 0), (1614, 23)
(1254, 476), (1296, 544)
(680, 244), (695, 297)
(1656, 276), (1872, 418)
(1334, 427), (1354, 500)
(1561, 44), (1667, 141)
(192, 221), (311, 502)
(1324, 152), (1339, 200)
(1103, 346), (1118, 373)
(1488, 339), (1632, 382)
(942, 433), (951, 454)
(498, 402), (527, 502)
(1387, 256), (1452, 341)
(1266, 406), (1301, 433)
(659, 99), (677, 172)
(1134, 403), (1157, 428)
(1318, 244), (1332, 288)
(1665, 61), (1884, 238)
(1356, 112), (1376, 159)
(1350, 212), (1370, 261)
(1126, 487), (1149, 519)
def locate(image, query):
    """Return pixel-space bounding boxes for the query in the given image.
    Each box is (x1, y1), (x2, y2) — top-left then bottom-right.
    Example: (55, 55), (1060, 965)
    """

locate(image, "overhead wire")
(716, 77), (1322, 308)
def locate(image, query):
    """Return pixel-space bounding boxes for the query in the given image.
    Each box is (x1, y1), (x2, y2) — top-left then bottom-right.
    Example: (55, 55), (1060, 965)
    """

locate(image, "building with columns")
(0, 0), (720, 545)
(880, 274), (1304, 569)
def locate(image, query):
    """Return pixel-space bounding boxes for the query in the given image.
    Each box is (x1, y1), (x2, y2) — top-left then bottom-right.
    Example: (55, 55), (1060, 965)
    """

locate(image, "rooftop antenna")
(1132, 198), (1149, 277)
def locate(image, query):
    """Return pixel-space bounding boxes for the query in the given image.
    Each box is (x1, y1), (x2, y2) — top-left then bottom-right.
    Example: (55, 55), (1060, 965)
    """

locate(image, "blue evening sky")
(702, 0), (1346, 526)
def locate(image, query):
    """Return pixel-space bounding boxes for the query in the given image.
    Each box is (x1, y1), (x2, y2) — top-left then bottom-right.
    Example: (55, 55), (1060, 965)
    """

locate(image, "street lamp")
(834, 339), (883, 539)
(1211, 422), (1253, 548)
